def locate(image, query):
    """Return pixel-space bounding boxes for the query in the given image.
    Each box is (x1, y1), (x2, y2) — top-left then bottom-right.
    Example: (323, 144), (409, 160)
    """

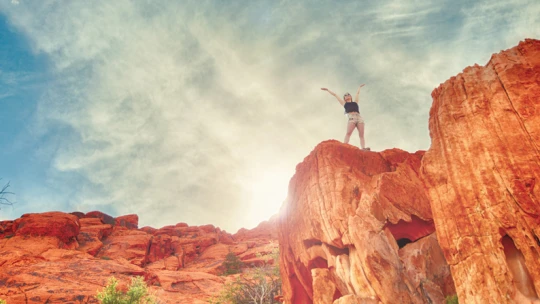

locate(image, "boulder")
(116, 214), (139, 229)
(14, 212), (80, 244)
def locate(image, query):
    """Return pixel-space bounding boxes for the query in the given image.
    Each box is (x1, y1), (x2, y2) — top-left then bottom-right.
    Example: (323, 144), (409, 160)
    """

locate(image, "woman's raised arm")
(354, 84), (365, 102)
(321, 88), (345, 106)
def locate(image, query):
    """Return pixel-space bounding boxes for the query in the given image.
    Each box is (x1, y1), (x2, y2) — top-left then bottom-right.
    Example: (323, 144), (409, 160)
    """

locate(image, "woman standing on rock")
(321, 84), (369, 150)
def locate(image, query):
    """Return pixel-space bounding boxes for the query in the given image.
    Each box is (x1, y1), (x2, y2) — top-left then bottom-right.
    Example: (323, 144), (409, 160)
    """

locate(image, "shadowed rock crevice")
(332, 286), (343, 302)
(396, 238), (412, 249)
(303, 239), (322, 249)
(533, 233), (540, 247)
(307, 256), (328, 270)
(385, 215), (436, 249)
(326, 243), (350, 256)
(502, 234), (538, 299)
(289, 272), (312, 304)
(304, 239), (350, 257)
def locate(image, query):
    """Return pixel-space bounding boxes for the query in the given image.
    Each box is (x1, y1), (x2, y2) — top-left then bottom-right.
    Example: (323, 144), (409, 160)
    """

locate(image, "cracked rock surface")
(0, 211), (278, 303)
(279, 39), (540, 304)
(278, 140), (454, 303)
(422, 38), (540, 303)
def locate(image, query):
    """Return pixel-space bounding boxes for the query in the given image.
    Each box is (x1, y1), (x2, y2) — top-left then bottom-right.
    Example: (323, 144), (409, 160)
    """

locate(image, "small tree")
(96, 276), (156, 304)
(211, 248), (282, 304)
(222, 251), (244, 275)
(0, 179), (15, 209)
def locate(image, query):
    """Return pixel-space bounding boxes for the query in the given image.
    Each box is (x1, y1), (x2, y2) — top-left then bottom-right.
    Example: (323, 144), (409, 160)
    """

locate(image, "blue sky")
(0, 0), (539, 232)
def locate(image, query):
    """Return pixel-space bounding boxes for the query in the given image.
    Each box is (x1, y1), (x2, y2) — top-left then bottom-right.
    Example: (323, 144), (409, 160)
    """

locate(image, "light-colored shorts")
(347, 113), (364, 125)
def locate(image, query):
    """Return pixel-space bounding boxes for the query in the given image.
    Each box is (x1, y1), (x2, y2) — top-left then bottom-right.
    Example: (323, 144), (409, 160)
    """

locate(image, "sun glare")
(247, 168), (290, 227)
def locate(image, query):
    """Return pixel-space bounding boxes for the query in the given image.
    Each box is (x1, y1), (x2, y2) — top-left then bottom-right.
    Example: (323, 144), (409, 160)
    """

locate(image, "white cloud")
(0, 0), (538, 232)
(0, 69), (39, 102)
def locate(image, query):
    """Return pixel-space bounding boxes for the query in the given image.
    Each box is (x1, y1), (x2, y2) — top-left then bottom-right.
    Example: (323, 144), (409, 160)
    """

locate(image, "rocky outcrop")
(422, 38), (540, 303)
(14, 212), (80, 244)
(234, 214), (278, 242)
(0, 211), (278, 303)
(278, 38), (540, 304)
(278, 141), (454, 303)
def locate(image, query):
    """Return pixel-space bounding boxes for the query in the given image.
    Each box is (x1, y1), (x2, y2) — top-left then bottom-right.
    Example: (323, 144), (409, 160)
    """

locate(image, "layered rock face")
(422, 39), (540, 303)
(278, 141), (455, 303)
(278, 39), (540, 304)
(0, 211), (277, 303)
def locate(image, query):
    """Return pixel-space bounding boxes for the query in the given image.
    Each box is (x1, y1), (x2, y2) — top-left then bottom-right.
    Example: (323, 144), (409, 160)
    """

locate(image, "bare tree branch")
(211, 249), (282, 304)
(0, 179), (15, 209)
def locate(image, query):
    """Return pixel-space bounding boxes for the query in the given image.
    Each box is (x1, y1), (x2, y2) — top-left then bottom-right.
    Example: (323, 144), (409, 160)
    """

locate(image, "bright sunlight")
(246, 167), (291, 228)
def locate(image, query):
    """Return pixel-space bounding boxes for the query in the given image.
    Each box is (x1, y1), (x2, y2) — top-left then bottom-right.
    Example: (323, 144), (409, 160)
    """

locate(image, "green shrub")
(0, 298), (6, 304)
(211, 248), (281, 304)
(222, 252), (244, 275)
(96, 276), (156, 304)
(446, 294), (458, 304)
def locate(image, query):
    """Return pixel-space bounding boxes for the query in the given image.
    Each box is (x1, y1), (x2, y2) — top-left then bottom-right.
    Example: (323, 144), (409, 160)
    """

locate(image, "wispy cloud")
(0, 69), (38, 101)
(0, 0), (538, 232)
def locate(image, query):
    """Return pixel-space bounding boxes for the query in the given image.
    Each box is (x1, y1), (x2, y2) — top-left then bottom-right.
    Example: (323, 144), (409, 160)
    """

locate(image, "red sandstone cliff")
(422, 38), (540, 303)
(278, 38), (540, 304)
(278, 142), (454, 303)
(0, 211), (277, 303)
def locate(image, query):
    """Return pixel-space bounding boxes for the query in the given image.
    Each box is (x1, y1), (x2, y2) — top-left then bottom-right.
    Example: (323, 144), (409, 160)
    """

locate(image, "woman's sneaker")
(362, 147), (371, 151)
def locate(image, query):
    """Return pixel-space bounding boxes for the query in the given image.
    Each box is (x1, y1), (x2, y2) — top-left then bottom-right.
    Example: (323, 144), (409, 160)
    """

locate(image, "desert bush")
(211, 248), (281, 304)
(445, 294), (458, 304)
(96, 276), (156, 304)
(222, 251), (244, 275)
(0, 298), (6, 304)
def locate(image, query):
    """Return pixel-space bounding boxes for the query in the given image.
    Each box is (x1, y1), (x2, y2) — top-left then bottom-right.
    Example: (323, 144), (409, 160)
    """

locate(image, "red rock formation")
(233, 214), (278, 241)
(422, 38), (540, 303)
(115, 214), (139, 229)
(14, 212), (80, 244)
(77, 217), (113, 255)
(0, 211), (278, 303)
(85, 210), (116, 225)
(0, 220), (14, 238)
(398, 234), (455, 303)
(97, 229), (152, 267)
(278, 141), (454, 303)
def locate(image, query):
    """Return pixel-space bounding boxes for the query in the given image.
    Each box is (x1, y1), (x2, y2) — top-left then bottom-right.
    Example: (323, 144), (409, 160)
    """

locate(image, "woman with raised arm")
(321, 84), (369, 150)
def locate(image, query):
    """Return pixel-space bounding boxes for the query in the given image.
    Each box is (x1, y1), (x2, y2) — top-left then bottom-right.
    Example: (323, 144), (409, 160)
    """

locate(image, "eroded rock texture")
(0, 211), (277, 303)
(278, 141), (455, 303)
(422, 39), (540, 303)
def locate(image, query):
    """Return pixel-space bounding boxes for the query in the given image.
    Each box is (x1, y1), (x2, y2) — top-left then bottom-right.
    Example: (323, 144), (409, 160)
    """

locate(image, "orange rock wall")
(422, 38), (540, 303)
(278, 141), (454, 303)
(278, 39), (540, 304)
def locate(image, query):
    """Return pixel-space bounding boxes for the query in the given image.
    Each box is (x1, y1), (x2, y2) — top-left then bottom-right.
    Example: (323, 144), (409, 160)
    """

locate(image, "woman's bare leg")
(344, 122), (356, 144)
(357, 123), (365, 149)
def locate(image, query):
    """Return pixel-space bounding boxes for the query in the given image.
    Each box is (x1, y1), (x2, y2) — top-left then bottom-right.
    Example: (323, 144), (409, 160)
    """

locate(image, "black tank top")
(344, 101), (359, 113)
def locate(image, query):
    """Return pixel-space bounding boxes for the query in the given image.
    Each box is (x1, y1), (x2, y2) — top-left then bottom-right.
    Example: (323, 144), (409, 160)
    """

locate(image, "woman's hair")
(343, 93), (351, 99)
